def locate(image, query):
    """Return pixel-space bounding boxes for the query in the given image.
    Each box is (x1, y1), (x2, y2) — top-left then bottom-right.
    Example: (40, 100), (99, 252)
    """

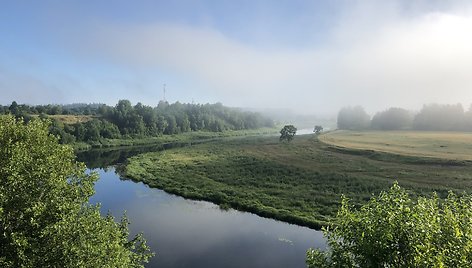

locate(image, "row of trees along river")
(1, 100), (274, 145)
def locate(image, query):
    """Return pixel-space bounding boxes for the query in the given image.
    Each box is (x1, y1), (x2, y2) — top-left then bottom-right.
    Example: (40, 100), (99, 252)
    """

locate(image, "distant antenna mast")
(163, 83), (167, 102)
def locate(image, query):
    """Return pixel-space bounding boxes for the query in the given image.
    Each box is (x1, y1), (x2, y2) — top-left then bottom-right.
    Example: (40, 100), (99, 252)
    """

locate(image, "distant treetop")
(1, 100), (275, 144)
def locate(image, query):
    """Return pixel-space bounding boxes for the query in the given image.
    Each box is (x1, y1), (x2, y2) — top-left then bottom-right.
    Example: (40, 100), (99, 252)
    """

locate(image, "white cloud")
(24, 1), (472, 114)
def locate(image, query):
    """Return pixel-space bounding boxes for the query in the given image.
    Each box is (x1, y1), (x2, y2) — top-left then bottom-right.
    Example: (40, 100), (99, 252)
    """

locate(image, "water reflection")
(80, 142), (326, 268)
(90, 168), (325, 267)
(77, 143), (190, 169)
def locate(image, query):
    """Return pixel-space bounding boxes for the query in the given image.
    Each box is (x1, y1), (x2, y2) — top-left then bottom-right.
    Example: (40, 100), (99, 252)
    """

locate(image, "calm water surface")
(84, 148), (325, 268)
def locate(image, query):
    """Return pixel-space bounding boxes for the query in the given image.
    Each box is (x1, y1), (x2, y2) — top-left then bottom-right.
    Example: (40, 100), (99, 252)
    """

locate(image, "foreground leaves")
(0, 115), (153, 267)
(307, 182), (472, 267)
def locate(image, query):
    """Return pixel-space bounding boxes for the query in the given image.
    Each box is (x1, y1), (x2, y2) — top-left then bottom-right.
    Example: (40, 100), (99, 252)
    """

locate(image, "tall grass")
(124, 135), (472, 229)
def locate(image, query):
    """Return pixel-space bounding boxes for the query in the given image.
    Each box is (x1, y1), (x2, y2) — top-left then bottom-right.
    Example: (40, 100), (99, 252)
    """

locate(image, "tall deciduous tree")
(0, 115), (153, 267)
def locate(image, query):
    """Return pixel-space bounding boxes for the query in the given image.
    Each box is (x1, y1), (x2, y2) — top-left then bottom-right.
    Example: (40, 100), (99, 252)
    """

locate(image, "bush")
(280, 125), (297, 142)
(307, 183), (472, 267)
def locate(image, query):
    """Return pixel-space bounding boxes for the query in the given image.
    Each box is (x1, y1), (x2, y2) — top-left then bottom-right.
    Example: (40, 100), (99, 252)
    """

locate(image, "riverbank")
(123, 134), (472, 229)
(91, 167), (323, 268)
(72, 127), (278, 151)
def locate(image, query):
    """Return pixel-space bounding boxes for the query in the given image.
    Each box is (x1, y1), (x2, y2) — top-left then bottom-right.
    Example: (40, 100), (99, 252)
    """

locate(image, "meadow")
(34, 114), (95, 124)
(124, 133), (472, 229)
(319, 130), (472, 161)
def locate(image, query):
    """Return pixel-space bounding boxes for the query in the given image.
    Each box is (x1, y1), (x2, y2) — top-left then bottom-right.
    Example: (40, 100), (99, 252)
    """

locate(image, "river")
(80, 147), (325, 267)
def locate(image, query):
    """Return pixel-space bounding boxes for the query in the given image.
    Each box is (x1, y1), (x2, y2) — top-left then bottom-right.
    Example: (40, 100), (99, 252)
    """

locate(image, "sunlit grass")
(124, 134), (472, 229)
(44, 114), (95, 124)
(320, 130), (472, 160)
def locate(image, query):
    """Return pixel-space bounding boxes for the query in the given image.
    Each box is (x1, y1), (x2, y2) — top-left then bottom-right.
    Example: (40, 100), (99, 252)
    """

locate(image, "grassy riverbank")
(124, 134), (472, 229)
(72, 127), (278, 151)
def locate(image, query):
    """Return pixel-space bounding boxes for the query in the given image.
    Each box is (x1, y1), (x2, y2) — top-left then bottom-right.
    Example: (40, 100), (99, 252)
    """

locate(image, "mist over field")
(2, 1), (472, 116)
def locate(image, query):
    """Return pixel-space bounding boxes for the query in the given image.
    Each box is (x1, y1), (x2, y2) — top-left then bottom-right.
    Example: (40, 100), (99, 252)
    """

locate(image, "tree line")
(337, 103), (472, 131)
(1, 100), (274, 144)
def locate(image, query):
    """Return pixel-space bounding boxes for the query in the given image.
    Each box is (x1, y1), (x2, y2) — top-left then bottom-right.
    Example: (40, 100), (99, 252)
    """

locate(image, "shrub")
(307, 183), (472, 267)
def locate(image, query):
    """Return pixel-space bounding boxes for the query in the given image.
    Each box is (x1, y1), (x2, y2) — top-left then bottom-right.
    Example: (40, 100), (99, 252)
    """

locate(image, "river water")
(81, 147), (325, 268)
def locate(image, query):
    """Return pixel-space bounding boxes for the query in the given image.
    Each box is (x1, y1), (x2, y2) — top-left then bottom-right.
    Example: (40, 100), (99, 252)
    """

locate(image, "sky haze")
(1, 0), (472, 115)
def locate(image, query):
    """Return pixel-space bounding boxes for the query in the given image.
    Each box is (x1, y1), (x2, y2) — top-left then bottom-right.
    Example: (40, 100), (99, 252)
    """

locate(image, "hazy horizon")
(2, 0), (472, 116)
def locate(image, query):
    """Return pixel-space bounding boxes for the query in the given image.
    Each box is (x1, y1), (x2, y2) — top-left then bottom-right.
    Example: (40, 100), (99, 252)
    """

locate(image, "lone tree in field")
(307, 183), (472, 267)
(0, 115), (153, 267)
(313, 125), (323, 134)
(280, 125), (297, 142)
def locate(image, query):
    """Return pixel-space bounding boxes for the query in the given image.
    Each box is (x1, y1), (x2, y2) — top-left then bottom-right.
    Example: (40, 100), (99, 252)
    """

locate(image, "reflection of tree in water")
(76, 142), (193, 169)
(77, 149), (123, 169)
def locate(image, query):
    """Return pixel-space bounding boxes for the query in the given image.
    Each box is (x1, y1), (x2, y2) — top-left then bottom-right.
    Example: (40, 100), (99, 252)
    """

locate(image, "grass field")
(124, 134), (472, 229)
(30, 114), (95, 124)
(319, 130), (472, 161)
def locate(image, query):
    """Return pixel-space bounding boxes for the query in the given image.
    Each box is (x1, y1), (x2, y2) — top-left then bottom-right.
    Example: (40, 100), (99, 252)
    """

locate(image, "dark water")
(81, 148), (325, 268)
(77, 142), (192, 169)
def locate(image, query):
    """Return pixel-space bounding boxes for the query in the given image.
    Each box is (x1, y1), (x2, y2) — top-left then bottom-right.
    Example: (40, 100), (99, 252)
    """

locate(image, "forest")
(1, 100), (274, 145)
(337, 103), (472, 131)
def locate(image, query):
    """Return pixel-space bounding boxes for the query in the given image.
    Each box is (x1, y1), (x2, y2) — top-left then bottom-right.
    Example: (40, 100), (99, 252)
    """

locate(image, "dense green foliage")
(1, 100), (274, 145)
(307, 183), (472, 267)
(0, 115), (153, 267)
(279, 125), (297, 142)
(124, 135), (472, 229)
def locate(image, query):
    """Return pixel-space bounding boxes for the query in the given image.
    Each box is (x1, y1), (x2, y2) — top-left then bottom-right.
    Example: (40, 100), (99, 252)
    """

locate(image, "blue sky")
(1, 0), (472, 115)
